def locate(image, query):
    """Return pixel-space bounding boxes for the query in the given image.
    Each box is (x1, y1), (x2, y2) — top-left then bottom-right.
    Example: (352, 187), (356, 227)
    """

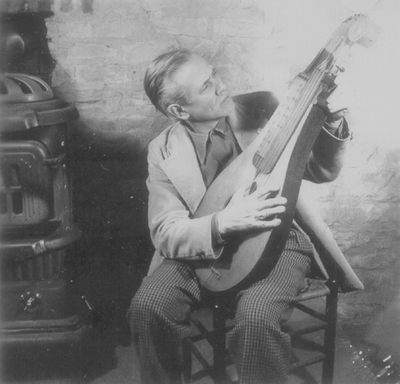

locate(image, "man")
(128, 48), (351, 384)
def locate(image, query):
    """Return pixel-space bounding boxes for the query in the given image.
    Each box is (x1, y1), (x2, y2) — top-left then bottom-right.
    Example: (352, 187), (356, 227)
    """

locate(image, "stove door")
(0, 140), (54, 229)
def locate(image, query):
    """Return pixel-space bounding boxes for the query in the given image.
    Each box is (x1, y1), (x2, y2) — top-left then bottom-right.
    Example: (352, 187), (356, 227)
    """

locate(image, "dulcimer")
(193, 14), (380, 294)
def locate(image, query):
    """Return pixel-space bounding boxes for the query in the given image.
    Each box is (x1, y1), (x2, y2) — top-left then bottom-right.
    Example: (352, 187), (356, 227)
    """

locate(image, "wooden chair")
(182, 277), (339, 384)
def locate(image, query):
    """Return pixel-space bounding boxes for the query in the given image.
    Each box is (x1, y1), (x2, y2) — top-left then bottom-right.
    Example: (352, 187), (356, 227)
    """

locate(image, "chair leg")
(182, 339), (193, 383)
(321, 279), (338, 384)
(213, 303), (228, 383)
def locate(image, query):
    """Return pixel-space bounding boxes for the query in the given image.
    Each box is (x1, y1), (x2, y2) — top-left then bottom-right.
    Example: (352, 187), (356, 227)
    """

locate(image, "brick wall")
(44, 0), (399, 334)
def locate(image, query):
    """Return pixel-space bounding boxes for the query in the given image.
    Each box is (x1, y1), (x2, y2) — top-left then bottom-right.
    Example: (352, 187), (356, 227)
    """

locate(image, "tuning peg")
(336, 65), (345, 73)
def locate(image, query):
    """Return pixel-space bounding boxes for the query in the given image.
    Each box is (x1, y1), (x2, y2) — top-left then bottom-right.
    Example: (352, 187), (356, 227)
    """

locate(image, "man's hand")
(320, 74), (353, 128)
(217, 183), (287, 237)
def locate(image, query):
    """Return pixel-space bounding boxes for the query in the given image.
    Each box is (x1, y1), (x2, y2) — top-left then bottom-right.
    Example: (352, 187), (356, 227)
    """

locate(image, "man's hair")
(144, 48), (193, 116)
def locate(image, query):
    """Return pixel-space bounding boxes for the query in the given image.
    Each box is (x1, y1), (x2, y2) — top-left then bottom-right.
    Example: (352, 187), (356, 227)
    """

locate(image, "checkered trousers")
(127, 230), (312, 384)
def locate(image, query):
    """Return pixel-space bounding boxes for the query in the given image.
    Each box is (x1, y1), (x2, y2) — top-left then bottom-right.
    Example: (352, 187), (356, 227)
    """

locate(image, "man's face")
(170, 54), (234, 126)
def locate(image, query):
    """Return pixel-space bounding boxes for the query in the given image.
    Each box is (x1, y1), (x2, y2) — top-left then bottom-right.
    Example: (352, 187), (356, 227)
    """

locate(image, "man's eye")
(202, 82), (211, 92)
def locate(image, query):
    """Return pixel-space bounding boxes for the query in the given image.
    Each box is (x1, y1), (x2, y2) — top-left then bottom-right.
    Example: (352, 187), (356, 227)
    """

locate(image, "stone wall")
(44, 0), (399, 336)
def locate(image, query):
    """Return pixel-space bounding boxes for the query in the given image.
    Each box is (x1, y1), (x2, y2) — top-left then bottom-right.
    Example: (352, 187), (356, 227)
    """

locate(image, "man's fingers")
(326, 80), (353, 110)
(253, 217), (282, 229)
(329, 108), (349, 120)
(257, 196), (287, 210)
(326, 85), (343, 103)
(255, 204), (286, 220)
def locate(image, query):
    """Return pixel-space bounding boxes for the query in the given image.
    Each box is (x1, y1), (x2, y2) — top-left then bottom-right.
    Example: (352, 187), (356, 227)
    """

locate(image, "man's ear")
(167, 104), (190, 120)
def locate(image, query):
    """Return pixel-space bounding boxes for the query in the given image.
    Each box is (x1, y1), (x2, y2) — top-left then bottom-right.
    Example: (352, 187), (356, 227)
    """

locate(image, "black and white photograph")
(0, 1), (399, 383)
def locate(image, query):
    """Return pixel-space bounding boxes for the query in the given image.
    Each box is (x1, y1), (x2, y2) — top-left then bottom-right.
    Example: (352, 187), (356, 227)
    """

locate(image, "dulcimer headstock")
(304, 14), (380, 85)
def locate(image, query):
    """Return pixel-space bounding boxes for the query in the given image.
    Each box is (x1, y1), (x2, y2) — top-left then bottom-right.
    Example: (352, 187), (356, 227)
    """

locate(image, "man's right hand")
(216, 183), (287, 237)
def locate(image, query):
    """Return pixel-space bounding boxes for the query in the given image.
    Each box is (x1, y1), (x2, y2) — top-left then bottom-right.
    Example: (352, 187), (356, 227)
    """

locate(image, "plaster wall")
(45, 0), (399, 342)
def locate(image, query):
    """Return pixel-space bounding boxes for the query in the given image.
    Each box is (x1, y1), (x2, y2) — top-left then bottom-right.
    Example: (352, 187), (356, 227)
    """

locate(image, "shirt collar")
(187, 118), (232, 165)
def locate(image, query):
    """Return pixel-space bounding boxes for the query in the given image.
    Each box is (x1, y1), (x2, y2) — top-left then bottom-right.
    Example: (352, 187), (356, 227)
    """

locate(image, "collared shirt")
(187, 117), (242, 188)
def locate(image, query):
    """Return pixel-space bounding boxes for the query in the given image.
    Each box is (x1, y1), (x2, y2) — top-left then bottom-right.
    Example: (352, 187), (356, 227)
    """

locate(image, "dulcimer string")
(251, 62), (327, 191)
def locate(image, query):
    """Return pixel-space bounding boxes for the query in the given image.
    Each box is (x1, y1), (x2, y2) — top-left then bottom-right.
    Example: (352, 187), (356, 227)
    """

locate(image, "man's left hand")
(320, 75), (353, 128)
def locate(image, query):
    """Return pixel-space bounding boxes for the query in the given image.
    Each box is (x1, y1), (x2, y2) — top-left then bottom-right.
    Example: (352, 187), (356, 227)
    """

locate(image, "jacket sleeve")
(303, 118), (351, 183)
(147, 140), (222, 260)
(252, 91), (351, 184)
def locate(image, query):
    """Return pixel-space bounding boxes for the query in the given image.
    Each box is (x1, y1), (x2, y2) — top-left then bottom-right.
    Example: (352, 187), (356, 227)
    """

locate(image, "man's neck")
(184, 105), (240, 135)
(227, 103), (241, 132)
(185, 119), (220, 134)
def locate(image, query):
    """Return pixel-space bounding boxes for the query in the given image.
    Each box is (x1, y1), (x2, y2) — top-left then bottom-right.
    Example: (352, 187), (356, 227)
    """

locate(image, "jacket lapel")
(159, 124), (206, 215)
